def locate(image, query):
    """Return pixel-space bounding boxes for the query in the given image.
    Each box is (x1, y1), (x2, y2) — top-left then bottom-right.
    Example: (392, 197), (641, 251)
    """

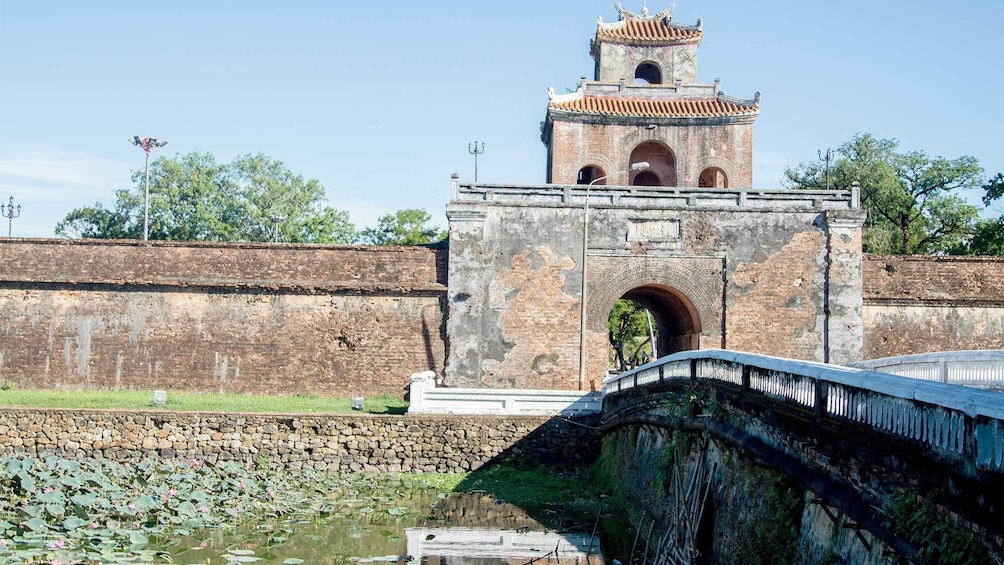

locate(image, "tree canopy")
(359, 209), (446, 246)
(607, 299), (657, 371)
(56, 151), (357, 244)
(784, 133), (987, 255)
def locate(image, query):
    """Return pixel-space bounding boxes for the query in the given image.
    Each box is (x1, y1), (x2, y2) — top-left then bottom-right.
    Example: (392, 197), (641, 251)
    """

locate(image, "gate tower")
(541, 3), (760, 189)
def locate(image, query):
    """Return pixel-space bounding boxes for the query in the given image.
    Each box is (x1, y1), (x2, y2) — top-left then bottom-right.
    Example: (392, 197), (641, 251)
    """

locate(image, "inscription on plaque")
(628, 219), (681, 242)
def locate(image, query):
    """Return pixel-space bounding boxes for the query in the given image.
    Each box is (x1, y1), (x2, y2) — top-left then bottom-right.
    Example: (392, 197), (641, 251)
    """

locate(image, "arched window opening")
(699, 167), (729, 188)
(633, 171), (661, 186)
(634, 62), (662, 85)
(577, 165), (606, 185)
(629, 142), (677, 186)
(606, 285), (701, 371)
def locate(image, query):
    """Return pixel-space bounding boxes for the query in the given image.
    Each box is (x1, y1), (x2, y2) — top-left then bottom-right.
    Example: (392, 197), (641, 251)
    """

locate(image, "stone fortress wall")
(0, 238), (1000, 396)
(862, 254), (1004, 358)
(0, 239), (447, 397)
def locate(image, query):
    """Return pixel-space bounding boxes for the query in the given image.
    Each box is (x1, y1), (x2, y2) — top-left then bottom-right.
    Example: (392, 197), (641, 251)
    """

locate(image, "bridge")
(599, 349), (1004, 563)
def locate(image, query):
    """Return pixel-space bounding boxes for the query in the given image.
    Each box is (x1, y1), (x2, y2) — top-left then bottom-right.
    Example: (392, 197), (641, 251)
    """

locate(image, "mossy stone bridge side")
(599, 349), (1004, 563)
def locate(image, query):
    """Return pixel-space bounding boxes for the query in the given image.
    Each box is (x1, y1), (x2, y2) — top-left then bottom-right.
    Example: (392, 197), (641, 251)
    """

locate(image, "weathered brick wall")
(446, 187), (865, 388)
(862, 254), (1004, 358)
(0, 408), (600, 472)
(0, 239), (447, 397)
(548, 120), (754, 188)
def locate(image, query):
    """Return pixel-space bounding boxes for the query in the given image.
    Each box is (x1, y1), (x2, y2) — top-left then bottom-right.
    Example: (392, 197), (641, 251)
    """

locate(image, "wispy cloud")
(0, 148), (131, 237)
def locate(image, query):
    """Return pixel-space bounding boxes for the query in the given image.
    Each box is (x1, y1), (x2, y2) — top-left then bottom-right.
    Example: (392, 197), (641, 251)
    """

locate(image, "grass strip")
(0, 388), (408, 414)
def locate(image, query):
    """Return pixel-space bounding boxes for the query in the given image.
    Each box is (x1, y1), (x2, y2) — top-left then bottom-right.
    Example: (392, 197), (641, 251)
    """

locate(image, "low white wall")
(408, 372), (602, 415)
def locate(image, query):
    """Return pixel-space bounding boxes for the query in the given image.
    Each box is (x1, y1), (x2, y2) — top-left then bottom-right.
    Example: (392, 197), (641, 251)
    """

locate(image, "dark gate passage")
(619, 284), (702, 357)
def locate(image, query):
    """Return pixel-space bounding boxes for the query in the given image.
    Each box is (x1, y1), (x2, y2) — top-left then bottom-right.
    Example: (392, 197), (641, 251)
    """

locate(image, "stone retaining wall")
(0, 409), (599, 472)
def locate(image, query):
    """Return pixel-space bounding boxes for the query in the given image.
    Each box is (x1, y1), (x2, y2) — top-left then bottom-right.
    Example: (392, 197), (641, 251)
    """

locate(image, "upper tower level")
(542, 3), (761, 189)
(591, 3), (703, 85)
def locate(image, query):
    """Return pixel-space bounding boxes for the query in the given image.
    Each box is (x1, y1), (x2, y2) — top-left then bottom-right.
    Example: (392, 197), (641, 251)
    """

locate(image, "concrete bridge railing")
(602, 349), (1004, 473)
(848, 350), (1004, 389)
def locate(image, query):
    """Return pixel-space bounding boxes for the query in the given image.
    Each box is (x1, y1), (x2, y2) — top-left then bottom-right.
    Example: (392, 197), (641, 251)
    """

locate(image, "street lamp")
(578, 161), (650, 390)
(1, 196), (21, 237)
(130, 136), (168, 240)
(468, 141), (485, 182)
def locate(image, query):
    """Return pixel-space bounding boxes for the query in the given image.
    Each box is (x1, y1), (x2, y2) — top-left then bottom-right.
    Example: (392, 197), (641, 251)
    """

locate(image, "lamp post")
(130, 136), (168, 240)
(578, 161), (649, 390)
(1, 196), (21, 237)
(468, 141), (485, 182)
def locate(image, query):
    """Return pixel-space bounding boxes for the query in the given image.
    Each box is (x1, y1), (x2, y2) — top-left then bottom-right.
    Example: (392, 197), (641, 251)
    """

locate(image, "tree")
(359, 209), (445, 245)
(55, 151), (357, 243)
(784, 133), (984, 254)
(607, 299), (657, 371)
(952, 173), (1004, 255)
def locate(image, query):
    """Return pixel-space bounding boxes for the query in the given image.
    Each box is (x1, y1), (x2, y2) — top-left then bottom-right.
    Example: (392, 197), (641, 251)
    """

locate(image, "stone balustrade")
(603, 349), (1004, 473)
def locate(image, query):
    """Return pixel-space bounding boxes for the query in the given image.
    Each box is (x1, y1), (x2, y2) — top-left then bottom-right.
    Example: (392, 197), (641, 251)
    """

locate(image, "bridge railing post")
(742, 364), (751, 392)
(689, 358), (698, 385)
(814, 379), (827, 422)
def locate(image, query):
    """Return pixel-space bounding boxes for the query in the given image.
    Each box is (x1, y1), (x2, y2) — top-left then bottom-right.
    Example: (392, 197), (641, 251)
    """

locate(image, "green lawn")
(0, 388), (408, 414)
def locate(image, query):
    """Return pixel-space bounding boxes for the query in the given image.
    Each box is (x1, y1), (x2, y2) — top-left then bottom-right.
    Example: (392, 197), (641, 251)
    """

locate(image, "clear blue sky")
(1, 0), (1001, 238)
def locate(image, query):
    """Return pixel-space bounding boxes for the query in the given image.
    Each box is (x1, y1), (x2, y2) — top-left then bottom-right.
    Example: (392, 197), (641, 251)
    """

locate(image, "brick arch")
(588, 256), (723, 343)
(694, 158), (735, 188)
(630, 141), (677, 186)
(577, 164), (607, 185)
(634, 60), (663, 85)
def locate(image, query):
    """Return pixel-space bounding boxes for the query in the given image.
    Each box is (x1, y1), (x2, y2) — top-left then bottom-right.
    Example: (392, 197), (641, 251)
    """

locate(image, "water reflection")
(167, 484), (606, 564)
(406, 526), (601, 564)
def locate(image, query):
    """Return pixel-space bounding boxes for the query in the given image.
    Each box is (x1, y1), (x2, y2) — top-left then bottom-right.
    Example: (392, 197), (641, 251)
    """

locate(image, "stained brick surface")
(0, 239), (447, 397)
(862, 254), (1004, 358)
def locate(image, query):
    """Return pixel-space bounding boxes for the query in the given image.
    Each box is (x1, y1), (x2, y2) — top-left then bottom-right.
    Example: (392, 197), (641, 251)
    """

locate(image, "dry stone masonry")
(0, 408), (599, 472)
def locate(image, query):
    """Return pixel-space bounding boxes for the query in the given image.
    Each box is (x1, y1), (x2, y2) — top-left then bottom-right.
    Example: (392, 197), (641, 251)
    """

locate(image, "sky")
(1, 0), (1002, 238)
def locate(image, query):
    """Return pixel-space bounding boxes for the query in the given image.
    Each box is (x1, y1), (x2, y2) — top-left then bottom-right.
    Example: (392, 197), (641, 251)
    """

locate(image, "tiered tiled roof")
(596, 18), (702, 45)
(549, 94), (759, 119)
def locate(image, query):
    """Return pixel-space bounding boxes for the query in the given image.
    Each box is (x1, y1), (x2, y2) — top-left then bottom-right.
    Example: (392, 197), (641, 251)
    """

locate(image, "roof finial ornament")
(614, 2), (675, 21)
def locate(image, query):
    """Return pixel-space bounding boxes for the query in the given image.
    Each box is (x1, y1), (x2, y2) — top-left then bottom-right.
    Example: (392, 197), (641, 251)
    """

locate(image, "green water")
(163, 481), (605, 564)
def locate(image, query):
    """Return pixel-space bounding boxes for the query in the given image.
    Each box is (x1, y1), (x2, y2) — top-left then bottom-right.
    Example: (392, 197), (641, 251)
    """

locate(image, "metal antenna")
(818, 148), (833, 191)
(468, 141), (485, 183)
(1, 196), (20, 237)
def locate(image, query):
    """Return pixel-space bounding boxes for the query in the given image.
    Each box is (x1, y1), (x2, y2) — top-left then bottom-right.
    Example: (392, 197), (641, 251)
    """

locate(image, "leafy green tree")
(360, 209), (445, 245)
(55, 191), (141, 239)
(607, 299), (657, 371)
(952, 173), (1004, 255)
(55, 151), (357, 243)
(784, 133), (984, 254)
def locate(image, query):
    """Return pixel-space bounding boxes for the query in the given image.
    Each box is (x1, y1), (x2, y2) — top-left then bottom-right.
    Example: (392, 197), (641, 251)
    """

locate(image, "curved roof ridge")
(548, 93), (760, 119)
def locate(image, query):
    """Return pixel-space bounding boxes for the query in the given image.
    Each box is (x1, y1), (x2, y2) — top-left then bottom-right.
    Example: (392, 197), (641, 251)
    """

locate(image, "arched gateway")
(443, 4), (866, 390)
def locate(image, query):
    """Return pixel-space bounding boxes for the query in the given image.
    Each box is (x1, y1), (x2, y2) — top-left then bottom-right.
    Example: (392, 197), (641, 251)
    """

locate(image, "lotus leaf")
(62, 515), (87, 530)
(17, 472), (35, 493)
(23, 517), (48, 531)
(71, 492), (98, 506)
(5, 459), (21, 476)
(45, 503), (65, 517)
